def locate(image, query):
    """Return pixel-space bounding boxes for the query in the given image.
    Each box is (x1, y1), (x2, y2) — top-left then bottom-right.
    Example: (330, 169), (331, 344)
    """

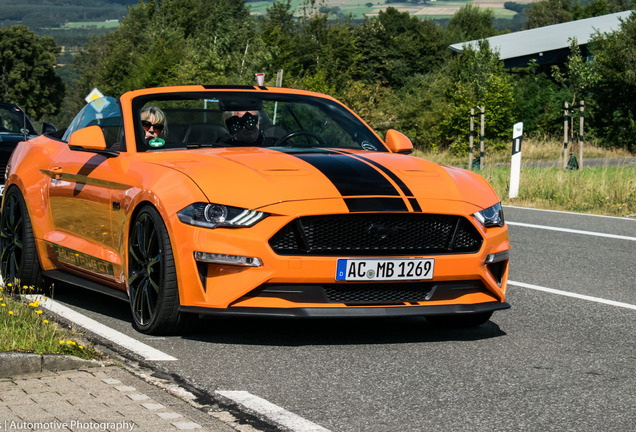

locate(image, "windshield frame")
(130, 91), (388, 153)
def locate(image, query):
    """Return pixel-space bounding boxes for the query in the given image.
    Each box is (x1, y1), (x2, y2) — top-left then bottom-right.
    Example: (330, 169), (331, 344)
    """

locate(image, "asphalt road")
(49, 206), (636, 432)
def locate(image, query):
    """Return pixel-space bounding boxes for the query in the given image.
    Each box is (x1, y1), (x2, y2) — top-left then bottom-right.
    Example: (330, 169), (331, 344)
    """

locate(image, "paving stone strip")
(0, 366), (238, 432)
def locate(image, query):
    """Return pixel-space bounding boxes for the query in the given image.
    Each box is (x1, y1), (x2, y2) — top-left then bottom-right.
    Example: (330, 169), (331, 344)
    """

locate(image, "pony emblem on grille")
(367, 223), (405, 241)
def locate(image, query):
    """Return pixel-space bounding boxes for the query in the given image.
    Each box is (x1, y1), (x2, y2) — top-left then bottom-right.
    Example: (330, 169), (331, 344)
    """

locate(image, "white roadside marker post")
(509, 122), (523, 199)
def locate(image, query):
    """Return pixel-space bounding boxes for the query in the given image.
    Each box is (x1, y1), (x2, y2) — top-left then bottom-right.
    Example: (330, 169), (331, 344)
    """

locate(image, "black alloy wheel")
(0, 186), (45, 292)
(128, 204), (194, 335)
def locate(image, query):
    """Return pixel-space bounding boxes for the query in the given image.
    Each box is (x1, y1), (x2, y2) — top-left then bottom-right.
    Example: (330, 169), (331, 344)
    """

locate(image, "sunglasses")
(225, 112), (258, 135)
(141, 120), (164, 134)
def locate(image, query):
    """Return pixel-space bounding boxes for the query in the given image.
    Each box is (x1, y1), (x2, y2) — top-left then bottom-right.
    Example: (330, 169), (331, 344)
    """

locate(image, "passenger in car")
(141, 105), (167, 146)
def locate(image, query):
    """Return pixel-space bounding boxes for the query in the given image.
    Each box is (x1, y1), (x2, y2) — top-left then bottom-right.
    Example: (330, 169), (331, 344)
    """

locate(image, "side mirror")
(41, 122), (57, 135)
(68, 125), (107, 151)
(385, 129), (414, 154)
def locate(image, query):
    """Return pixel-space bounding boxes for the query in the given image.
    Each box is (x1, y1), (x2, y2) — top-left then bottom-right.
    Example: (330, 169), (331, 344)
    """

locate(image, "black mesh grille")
(324, 282), (434, 303)
(453, 219), (482, 249)
(269, 214), (482, 256)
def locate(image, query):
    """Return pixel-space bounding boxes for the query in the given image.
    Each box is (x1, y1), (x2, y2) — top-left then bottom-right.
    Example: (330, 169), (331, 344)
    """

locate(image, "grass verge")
(416, 139), (636, 217)
(0, 283), (101, 359)
(483, 166), (636, 217)
(413, 137), (634, 167)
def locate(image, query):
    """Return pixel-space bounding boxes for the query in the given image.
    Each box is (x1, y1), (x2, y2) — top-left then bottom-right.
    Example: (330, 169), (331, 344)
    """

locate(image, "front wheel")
(0, 186), (47, 293)
(127, 204), (195, 335)
(425, 311), (493, 328)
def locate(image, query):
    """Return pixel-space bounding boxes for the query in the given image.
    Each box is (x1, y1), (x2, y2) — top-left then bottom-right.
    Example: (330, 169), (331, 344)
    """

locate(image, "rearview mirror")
(68, 125), (107, 151)
(41, 122), (57, 135)
(385, 129), (413, 154)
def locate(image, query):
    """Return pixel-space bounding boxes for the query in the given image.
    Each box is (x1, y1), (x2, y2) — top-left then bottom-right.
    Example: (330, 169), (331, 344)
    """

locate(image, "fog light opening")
(194, 252), (262, 267)
(487, 260), (507, 287)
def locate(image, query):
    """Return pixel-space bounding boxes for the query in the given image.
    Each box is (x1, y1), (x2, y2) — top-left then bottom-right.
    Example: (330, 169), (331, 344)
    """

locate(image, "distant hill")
(245, 0), (537, 19)
(0, 0), (128, 29)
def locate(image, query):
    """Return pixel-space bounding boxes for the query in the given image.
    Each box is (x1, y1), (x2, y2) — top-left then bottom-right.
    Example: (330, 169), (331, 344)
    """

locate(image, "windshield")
(131, 92), (386, 152)
(0, 104), (35, 135)
(62, 97), (123, 146)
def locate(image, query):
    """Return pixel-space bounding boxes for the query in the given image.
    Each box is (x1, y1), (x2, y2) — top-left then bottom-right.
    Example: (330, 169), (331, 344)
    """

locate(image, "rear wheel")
(0, 186), (47, 293)
(127, 204), (195, 335)
(425, 311), (493, 328)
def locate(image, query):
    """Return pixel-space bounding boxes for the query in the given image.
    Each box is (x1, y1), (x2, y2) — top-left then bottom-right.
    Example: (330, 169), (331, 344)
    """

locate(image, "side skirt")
(42, 270), (129, 302)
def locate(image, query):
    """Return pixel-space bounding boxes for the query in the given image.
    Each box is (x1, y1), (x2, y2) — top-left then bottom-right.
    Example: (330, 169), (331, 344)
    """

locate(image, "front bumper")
(166, 202), (510, 313)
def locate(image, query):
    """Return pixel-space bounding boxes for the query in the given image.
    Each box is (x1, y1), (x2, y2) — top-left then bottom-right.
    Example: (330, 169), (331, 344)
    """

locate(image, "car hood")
(149, 147), (499, 211)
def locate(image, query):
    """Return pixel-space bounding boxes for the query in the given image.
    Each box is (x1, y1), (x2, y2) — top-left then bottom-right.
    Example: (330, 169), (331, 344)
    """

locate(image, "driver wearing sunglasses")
(141, 105), (167, 145)
(223, 110), (264, 146)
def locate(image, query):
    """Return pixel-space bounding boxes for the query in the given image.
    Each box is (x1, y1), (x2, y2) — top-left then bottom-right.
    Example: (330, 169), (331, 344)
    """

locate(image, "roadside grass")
(483, 166), (636, 217)
(0, 283), (101, 359)
(415, 139), (636, 217)
(413, 137), (634, 167)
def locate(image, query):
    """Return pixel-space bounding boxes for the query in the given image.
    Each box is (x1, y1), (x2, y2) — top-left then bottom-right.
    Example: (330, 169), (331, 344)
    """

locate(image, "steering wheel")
(276, 130), (328, 148)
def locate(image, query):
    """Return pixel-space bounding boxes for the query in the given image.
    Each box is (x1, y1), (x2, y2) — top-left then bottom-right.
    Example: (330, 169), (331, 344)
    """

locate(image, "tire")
(425, 311), (493, 328)
(0, 186), (48, 293)
(127, 204), (195, 335)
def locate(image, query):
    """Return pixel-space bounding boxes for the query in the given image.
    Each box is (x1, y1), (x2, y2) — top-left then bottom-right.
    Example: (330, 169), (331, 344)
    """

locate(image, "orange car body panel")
(4, 85), (509, 316)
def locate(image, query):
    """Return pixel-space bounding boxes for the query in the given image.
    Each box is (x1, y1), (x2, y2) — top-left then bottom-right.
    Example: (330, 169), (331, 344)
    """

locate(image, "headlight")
(474, 203), (504, 227)
(178, 203), (268, 229)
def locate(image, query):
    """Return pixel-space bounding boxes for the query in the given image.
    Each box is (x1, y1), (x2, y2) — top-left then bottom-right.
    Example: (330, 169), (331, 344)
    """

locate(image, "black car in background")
(0, 103), (55, 195)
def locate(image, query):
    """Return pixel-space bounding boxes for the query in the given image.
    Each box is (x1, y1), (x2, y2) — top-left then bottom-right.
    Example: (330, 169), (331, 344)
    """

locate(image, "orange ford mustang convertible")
(1, 85), (510, 334)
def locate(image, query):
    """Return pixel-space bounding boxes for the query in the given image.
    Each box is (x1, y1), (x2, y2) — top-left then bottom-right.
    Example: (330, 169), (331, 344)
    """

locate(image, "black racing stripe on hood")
(286, 151), (400, 197)
(345, 198), (408, 212)
(349, 154), (415, 197)
(409, 198), (422, 212)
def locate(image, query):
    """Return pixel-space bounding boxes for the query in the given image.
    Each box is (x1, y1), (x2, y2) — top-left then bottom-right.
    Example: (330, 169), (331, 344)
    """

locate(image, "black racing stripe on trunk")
(409, 198), (422, 212)
(351, 154), (415, 197)
(290, 152), (400, 196)
(344, 198), (408, 212)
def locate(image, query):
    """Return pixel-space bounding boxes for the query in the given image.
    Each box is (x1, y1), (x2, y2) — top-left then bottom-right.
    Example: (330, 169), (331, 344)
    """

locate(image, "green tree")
(261, 1), (360, 92)
(511, 60), (562, 136)
(525, 0), (573, 29)
(0, 25), (65, 119)
(446, 4), (498, 43)
(572, 0), (609, 19)
(551, 37), (598, 108)
(441, 41), (515, 153)
(588, 11), (636, 150)
(378, 72), (451, 151)
(60, 0), (268, 121)
(353, 8), (448, 87)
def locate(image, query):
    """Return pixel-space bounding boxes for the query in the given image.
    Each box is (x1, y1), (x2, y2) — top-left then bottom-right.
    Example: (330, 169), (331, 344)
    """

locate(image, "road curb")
(0, 351), (111, 378)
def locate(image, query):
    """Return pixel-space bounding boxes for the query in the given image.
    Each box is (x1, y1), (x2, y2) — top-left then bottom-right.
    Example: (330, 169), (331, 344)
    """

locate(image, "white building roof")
(449, 11), (632, 67)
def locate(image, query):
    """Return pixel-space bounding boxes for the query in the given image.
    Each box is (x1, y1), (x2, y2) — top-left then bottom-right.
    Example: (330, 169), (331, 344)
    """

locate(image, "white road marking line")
(216, 390), (331, 432)
(504, 205), (636, 220)
(509, 281), (636, 311)
(506, 221), (636, 241)
(25, 295), (177, 361)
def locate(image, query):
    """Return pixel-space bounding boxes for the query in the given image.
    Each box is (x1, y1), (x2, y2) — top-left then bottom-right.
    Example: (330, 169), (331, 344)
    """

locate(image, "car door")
(46, 146), (129, 282)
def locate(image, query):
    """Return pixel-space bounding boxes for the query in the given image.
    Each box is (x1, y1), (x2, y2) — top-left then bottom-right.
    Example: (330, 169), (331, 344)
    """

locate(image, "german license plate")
(335, 258), (434, 281)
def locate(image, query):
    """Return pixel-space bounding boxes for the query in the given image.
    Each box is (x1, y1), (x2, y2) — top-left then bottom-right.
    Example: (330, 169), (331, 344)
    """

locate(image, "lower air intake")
(324, 282), (434, 304)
